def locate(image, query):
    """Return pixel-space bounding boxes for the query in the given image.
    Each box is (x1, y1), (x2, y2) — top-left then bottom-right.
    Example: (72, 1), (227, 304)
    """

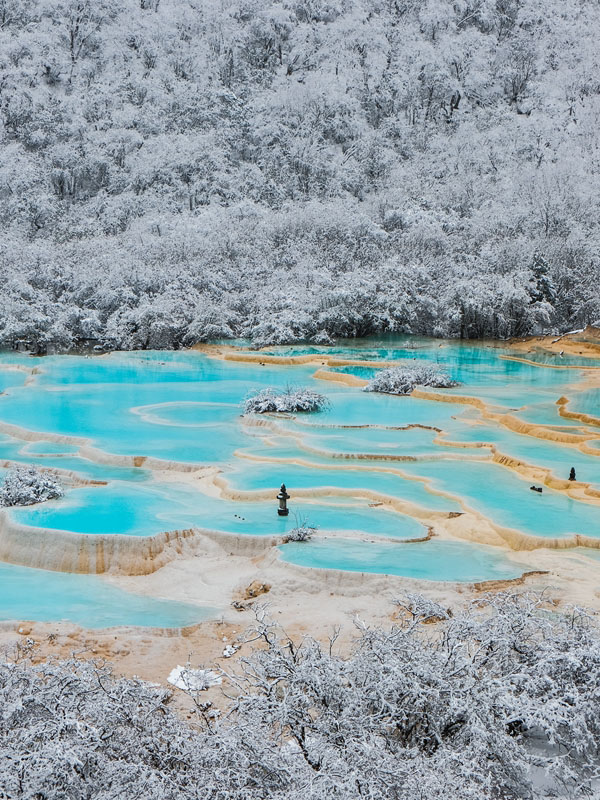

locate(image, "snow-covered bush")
(312, 330), (335, 345)
(0, 466), (63, 507)
(244, 387), (328, 414)
(283, 516), (317, 543)
(167, 665), (221, 692)
(364, 364), (458, 395)
(395, 593), (451, 623)
(2, 594), (600, 799)
(283, 525), (315, 543)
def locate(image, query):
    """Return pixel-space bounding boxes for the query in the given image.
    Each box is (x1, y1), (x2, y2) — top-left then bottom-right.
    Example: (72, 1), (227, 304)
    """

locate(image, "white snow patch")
(167, 666), (222, 692)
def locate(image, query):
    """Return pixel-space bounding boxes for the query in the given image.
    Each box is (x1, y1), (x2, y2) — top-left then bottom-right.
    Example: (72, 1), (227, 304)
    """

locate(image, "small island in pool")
(364, 364), (458, 395)
(244, 386), (329, 413)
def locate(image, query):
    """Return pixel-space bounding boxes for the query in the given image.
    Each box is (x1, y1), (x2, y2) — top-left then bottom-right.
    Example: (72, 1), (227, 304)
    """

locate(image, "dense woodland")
(2, 595), (600, 799)
(1, 0), (599, 350)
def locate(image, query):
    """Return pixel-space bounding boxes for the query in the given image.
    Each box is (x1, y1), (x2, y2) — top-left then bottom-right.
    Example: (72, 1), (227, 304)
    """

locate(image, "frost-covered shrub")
(283, 525), (315, 542)
(167, 665), (222, 692)
(283, 517), (317, 542)
(395, 593), (452, 623)
(0, 466), (63, 507)
(2, 594), (600, 799)
(244, 387), (328, 414)
(311, 330), (335, 345)
(364, 364), (458, 395)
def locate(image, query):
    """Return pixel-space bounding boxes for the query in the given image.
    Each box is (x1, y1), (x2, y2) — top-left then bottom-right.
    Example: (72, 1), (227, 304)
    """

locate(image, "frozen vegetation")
(282, 515), (317, 541)
(283, 524), (316, 542)
(364, 364), (458, 394)
(1, 1), (600, 351)
(167, 665), (222, 691)
(0, 466), (63, 507)
(244, 387), (328, 413)
(1, 594), (600, 799)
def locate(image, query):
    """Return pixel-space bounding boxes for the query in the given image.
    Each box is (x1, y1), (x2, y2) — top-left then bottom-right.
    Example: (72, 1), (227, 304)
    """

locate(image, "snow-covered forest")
(1, 0), (599, 351)
(2, 594), (600, 799)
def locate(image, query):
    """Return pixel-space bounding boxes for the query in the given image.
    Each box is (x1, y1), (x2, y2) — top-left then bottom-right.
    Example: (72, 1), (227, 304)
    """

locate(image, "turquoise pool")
(11, 480), (430, 539)
(0, 562), (214, 628)
(280, 538), (524, 582)
(0, 336), (598, 625)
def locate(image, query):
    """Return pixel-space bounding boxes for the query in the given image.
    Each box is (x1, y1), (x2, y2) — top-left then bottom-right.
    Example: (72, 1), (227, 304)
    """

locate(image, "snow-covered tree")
(2, 593), (600, 798)
(364, 364), (458, 395)
(244, 387), (328, 413)
(0, 0), (599, 350)
(0, 466), (63, 506)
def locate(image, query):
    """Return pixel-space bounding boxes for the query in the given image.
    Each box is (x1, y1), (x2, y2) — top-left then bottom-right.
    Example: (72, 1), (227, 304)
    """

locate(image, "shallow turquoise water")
(0, 434), (150, 483)
(435, 422), (600, 487)
(334, 366), (379, 379)
(1, 343), (597, 545)
(318, 391), (459, 428)
(224, 462), (459, 512)
(12, 482), (178, 537)
(0, 352), (321, 462)
(0, 562), (214, 628)
(400, 460), (599, 538)
(569, 388), (600, 418)
(507, 403), (586, 427)
(324, 341), (580, 416)
(280, 538), (524, 582)
(21, 440), (81, 455)
(298, 426), (485, 462)
(12, 480), (429, 539)
(0, 367), (29, 392)
(508, 350), (600, 368)
(1, 337), (599, 625)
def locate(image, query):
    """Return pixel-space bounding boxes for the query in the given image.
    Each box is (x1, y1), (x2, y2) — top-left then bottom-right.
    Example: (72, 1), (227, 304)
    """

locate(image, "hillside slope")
(1, 0), (599, 350)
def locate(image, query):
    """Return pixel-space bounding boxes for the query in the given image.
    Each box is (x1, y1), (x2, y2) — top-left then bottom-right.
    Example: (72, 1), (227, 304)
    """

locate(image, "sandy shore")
(509, 326), (600, 358)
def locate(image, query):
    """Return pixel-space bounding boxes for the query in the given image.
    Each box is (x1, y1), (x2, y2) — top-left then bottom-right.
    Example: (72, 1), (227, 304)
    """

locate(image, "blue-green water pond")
(0, 562), (214, 628)
(12, 481), (429, 539)
(0, 337), (598, 626)
(280, 539), (524, 583)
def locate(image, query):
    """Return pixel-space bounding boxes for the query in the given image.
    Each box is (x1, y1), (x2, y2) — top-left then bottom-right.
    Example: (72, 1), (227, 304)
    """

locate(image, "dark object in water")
(277, 483), (290, 516)
(530, 485), (543, 493)
(569, 467), (576, 481)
